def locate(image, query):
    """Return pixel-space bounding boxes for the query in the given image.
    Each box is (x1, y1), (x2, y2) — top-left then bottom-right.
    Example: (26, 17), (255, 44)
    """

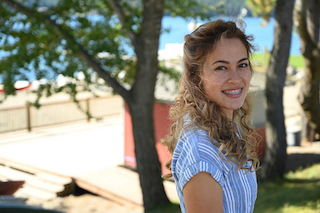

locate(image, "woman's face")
(201, 38), (251, 119)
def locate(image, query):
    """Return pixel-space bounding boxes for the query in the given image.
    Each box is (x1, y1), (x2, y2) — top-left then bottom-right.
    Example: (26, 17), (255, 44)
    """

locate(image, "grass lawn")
(149, 162), (320, 213)
(252, 53), (305, 70)
(254, 162), (320, 213)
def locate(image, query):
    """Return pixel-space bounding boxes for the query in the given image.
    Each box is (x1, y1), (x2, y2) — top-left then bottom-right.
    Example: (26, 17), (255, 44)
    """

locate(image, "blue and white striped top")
(172, 126), (257, 213)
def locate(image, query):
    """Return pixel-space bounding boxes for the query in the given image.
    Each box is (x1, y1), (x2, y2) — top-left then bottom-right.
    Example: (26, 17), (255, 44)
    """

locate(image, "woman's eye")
(215, 66), (227, 71)
(239, 63), (248, 68)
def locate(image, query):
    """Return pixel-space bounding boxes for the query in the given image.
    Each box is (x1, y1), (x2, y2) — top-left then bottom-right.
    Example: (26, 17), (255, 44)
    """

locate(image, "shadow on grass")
(285, 178), (320, 183)
(146, 202), (180, 213)
(254, 177), (320, 213)
(285, 153), (320, 172)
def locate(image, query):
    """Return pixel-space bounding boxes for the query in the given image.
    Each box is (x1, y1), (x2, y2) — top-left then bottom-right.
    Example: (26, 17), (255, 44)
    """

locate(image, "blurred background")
(0, 0), (319, 212)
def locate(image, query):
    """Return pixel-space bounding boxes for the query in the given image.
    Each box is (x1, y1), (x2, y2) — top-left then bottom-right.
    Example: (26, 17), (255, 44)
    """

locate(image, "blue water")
(160, 16), (300, 55)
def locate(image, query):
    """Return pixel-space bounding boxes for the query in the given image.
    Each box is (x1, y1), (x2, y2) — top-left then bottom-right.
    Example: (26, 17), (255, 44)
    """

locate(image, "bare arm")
(183, 172), (223, 213)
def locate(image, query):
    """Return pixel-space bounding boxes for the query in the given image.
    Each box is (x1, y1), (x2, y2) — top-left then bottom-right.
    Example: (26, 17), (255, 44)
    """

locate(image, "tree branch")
(0, 0), (132, 102)
(295, 0), (316, 58)
(129, 0), (164, 99)
(306, 0), (320, 44)
(106, 0), (137, 48)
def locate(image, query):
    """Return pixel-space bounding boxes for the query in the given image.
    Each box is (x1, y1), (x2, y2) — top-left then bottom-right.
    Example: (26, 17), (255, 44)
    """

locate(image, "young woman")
(161, 19), (260, 213)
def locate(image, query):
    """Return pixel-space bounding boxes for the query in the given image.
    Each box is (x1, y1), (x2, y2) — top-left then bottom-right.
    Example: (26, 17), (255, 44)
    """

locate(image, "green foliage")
(0, 0), (131, 102)
(119, 0), (143, 33)
(165, 0), (250, 18)
(165, 0), (224, 20)
(0, 0), (224, 105)
(0, 0), (227, 124)
(200, 0), (247, 16)
(246, 0), (276, 22)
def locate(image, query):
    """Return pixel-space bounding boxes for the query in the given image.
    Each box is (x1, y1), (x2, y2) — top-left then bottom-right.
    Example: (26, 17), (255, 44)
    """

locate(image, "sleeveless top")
(171, 125), (257, 213)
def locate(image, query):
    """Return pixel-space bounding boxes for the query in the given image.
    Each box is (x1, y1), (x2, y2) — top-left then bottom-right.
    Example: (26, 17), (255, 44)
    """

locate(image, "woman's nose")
(227, 69), (241, 84)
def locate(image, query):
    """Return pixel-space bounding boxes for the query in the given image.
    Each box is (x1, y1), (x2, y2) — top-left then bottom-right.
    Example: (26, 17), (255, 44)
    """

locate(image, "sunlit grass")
(254, 162), (320, 213)
(289, 55), (305, 68)
(285, 163), (320, 180)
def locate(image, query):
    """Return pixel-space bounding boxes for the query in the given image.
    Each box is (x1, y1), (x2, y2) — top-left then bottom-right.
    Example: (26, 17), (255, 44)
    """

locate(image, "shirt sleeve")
(172, 128), (227, 191)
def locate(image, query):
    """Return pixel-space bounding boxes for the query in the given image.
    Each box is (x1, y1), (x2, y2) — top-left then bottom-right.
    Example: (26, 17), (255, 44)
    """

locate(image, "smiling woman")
(161, 19), (260, 213)
(201, 38), (252, 119)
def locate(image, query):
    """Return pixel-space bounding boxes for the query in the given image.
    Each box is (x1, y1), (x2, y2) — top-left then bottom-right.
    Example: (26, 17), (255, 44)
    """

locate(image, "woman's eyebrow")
(211, 57), (249, 66)
(211, 60), (229, 66)
(238, 57), (249, 63)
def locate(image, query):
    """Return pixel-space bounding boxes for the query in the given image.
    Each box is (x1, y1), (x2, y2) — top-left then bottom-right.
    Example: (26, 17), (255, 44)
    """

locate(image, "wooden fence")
(0, 95), (123, 134)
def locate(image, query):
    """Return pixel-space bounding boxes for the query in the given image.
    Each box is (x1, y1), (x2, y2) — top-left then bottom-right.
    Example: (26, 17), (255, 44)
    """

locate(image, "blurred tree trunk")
(126, 0), (170, 208)
(116, 0), (170, 210)
(295, 0), (320, 138)
(260, 0), (294, 180)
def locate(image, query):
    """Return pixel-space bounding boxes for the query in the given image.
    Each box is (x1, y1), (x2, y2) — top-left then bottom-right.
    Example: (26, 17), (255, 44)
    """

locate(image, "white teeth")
(223, 88), (242, 95)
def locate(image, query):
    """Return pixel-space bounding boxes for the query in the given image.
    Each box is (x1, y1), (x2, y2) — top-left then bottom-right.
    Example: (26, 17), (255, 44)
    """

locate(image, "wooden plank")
(74, 166), (143, 207)
(16, 185), (57, 201)
(0, 157), (71, 180)
(0, 158), (75, 196)
(36, 173), (72, 186)
(0, 195), (28, 204)
(75, 178), (143, 209)
(0, 166), (64, 194)
(36, 173), (74, 196)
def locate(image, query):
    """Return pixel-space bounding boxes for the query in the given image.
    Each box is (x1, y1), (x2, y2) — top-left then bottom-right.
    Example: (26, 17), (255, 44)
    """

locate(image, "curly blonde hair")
(161, 19), (260, 178)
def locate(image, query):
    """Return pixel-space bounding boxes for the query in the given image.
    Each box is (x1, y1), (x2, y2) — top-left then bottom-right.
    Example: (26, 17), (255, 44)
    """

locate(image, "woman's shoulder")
(178, 126), (215, 148)
(172, 125), (232, 190)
